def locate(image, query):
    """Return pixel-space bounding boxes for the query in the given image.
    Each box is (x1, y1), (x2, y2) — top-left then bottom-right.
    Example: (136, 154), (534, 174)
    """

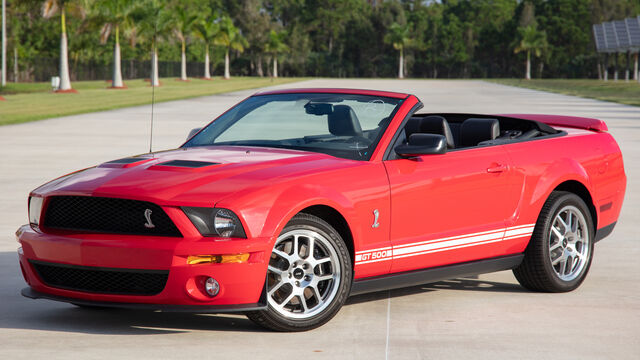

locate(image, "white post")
(204, 50), (210, 79)
(635, 53), (639, 82)
(112, 41), (124, 87)
(224, 50), (230, 79)
(614, 53), (619, 81)
(2, 0), (6, 86)
(13, 46), (17, 82)
(625, 52), (630, 82)
(180, 43), (187, 80)
(151, 47), (159, 87)
(398, 48), (404, 79)
(273, 57), (278, 78)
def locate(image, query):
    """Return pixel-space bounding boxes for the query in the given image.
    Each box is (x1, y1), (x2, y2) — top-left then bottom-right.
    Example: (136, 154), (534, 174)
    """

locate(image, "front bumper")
(21, 287), (266, 312)
(17, 225), (272, 310)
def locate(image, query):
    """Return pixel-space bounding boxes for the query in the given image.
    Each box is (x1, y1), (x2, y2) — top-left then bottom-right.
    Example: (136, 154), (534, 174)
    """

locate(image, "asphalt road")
(0, 79), (638, 359)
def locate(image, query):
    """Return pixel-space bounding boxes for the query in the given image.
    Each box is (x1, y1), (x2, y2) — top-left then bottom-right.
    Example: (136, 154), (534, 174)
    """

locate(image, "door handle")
(487, 164), (508, 173)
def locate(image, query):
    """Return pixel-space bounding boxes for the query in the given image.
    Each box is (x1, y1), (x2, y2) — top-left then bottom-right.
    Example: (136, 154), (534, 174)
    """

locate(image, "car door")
(383, 145), (520, 274)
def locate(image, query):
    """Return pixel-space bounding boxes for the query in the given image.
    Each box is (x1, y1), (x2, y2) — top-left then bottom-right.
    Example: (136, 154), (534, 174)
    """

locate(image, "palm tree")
(264, 29), (288, 78)
(42, 0), (85, 91)
(139, 0), (167, 87)
(213, 16), (247, 79)
(193, 17), (219, 79)
(514, 25), (548, 80)
(170, 7), (198, 81)
(384, 22), (413, 79)
(96, 0), (138, 88)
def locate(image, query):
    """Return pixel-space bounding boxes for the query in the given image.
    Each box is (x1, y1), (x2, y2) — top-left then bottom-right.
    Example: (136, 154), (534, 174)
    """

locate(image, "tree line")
(3, 0), (640, 89)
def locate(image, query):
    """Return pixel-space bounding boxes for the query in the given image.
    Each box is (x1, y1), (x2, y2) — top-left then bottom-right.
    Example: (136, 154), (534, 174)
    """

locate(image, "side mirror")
(395, 133), (447, 157)
(187, 128), (202, 141)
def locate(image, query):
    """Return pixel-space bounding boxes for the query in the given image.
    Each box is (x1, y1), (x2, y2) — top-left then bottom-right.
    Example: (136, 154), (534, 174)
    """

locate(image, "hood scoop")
(147, 160), (223, 172)
(157, 160), (220, 168)
(99, 157), (154, 168)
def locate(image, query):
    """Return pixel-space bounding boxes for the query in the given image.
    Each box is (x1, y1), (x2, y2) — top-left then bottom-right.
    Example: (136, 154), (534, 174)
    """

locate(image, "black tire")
(513, 191), (594, 292)
(246, 213), (352, 331)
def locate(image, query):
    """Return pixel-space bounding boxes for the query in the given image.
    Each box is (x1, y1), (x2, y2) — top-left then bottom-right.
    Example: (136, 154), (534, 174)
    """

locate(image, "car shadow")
(1, 251), (525, 334)
(346, 276), (527, 305)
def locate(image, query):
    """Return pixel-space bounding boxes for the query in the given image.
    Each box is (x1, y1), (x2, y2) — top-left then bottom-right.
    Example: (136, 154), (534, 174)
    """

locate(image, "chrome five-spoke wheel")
(267, 229), (341, 319)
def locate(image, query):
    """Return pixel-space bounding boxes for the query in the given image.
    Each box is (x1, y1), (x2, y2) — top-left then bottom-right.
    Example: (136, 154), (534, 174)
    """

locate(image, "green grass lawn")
(488, 79), (640, 107)
(0, 77), (305, 126)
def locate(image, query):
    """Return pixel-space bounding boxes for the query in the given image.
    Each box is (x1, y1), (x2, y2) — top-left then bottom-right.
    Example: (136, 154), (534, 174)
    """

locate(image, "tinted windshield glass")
(183, 93), (404, 160)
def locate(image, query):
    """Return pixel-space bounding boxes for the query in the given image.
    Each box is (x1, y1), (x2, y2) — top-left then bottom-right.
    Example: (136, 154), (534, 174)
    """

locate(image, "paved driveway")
(1, 79), (638, 359)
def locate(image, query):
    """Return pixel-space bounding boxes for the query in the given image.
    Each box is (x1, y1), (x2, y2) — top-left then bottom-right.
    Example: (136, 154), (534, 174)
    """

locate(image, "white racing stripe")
(355, 224), (535, 266)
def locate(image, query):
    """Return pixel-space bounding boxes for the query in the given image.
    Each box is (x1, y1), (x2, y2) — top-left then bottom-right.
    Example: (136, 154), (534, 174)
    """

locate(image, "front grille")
(43, 196), (182, 237)
(30, 260), (169, 295)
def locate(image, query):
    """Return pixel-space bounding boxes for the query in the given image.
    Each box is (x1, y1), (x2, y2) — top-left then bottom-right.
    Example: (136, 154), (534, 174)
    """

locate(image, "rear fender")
(525, 158), (595, 226)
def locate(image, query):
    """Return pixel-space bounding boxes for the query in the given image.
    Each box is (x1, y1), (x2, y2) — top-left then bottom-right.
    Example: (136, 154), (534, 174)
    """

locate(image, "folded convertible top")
(498, 114), (608, 132)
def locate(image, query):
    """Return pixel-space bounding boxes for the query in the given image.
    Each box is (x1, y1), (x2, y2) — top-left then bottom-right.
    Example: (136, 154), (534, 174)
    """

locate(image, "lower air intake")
(30, 260), (169, 295)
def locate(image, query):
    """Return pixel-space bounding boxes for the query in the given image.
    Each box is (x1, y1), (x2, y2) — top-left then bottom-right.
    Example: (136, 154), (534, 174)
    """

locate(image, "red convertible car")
(17, 88), (626, 331)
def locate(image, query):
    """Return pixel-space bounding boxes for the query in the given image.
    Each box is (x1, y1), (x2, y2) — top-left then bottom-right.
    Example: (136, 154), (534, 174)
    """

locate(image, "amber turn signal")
(187, 253), (250, 265)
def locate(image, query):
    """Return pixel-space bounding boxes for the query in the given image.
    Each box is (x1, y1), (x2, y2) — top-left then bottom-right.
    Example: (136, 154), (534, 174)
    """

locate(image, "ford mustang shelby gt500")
(17, 88), (625, 331)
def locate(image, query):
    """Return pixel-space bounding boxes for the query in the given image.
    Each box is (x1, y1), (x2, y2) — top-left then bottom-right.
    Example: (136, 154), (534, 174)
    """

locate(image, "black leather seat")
(404, 117), (422, 139)
(419, 116), (455, 149)
(328, 105), (363, 137)
(404, 116), (455, 149)
(460, 118), (500, 147)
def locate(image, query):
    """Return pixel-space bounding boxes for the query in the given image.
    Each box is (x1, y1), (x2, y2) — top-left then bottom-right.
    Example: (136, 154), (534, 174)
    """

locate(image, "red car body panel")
(17, 88), (626, 309)
(385, 145), (522, 273)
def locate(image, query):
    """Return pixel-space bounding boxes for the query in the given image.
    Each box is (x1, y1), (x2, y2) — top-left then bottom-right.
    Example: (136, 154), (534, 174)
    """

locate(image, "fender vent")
(157, 160), (219, 168)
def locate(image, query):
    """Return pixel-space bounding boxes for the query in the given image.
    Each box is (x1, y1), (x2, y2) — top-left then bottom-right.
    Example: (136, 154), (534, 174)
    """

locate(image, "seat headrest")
(419, 116), (455, 149)
(328, 105), (363, 137)
(405, 117), (422, 139)
(460, 118), (500, 147)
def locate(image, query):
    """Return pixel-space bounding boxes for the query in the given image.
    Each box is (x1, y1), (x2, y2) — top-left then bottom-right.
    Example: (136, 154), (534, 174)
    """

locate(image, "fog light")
(205, 277), (219, 297)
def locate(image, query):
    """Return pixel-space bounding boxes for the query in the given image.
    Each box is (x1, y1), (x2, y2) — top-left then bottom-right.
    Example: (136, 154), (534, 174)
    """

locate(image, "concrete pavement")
(0, 79), (638, 359)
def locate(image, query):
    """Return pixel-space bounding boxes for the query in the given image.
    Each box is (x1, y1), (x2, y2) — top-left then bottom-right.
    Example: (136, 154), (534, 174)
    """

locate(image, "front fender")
(214, 162), (392, 279)
(263, 185), (356, 240)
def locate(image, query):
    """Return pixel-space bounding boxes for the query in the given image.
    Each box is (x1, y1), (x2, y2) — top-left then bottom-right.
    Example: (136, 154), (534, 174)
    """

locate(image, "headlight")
(28, 196), (44, 228)
(182, 207), (247, 238)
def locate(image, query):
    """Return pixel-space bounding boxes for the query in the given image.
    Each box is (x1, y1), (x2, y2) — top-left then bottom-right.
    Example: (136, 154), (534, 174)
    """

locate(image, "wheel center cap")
(293, 268), (304, 279)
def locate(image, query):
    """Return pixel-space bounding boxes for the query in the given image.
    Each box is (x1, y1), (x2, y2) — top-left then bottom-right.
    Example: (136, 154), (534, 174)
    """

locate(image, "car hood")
(32, 146), (358, 206)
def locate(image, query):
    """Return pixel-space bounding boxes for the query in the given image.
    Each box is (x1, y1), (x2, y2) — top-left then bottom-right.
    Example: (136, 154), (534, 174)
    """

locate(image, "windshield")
(182, 93), (404, 160)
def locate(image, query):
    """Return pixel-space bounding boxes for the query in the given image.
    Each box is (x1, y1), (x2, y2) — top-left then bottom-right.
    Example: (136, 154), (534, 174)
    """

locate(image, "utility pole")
(2, 0), (6, 87)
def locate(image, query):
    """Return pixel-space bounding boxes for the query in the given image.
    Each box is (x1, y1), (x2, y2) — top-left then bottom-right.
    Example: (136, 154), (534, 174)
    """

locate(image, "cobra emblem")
(144, 209), (155, 228)
(372, 209), (380, 228)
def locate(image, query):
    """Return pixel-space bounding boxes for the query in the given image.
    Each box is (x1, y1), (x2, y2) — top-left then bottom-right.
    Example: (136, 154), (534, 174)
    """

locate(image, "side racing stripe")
(355, 224), (535, 266)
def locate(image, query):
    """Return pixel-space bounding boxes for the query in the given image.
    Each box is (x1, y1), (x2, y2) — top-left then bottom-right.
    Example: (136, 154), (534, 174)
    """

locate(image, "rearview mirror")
(304, 102), (334, 116)
(187, 128), (202, 141)
(395, 134), (447, 157)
